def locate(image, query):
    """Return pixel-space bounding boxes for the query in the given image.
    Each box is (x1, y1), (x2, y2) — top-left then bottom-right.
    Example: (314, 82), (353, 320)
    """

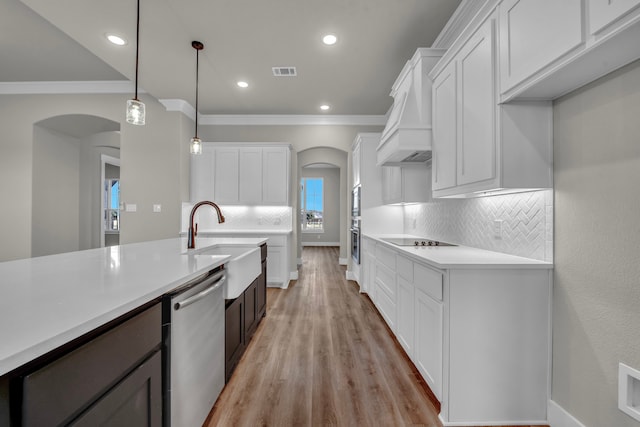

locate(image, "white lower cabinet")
(396, 255), (415, 357)
(266, 245), (285, 286)
(364, 240), (551, 426)
(414, 286), (443, 400)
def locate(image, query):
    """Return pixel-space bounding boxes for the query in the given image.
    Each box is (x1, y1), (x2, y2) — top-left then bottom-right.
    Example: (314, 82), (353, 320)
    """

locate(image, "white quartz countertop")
(363, 234), (553, 270)
(180, 229), (293, 235)
(0, 236), (267, 376)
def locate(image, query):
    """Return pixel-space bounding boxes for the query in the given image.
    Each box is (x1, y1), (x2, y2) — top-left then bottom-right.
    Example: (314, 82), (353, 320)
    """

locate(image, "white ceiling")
(2, 0), (461, 116)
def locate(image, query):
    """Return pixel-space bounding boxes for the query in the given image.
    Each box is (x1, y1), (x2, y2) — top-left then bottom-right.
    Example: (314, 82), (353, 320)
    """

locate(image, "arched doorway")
(32, 114), (120, 256)
(297, 147), (348, 266)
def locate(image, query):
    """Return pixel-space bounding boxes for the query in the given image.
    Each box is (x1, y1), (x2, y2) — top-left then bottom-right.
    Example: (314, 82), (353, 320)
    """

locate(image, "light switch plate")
(153, 204), (161, 213)
(619, 363), (640, 422)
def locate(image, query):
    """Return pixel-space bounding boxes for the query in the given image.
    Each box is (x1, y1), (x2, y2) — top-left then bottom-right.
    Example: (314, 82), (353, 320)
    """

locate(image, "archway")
(297, 147), (348, 266)
(32, 114), (120, 256)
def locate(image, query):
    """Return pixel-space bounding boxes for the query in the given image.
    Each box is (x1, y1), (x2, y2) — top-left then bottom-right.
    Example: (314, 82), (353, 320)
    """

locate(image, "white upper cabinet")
(430, 12), (552, 198)
(589, 0), (640, 35)
(262, 147), (289, 205)
(351, 142), (361, 188)
(457, 18), (496, 187)
(213, 147), (240, 204)
(432, 61), (457, 192)
(190, 143), (291, 205)
(491, 0), (640, 101)
(499, 0), (584, 95)
(190, 144), (215, 202)
(239, 147), (263, 204)
(381, 165), (430, 205)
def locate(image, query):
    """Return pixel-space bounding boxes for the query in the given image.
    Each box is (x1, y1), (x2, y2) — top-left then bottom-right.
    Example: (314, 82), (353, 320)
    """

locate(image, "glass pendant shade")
(190, 136), (202, 155)
(126, 99), (146, 125)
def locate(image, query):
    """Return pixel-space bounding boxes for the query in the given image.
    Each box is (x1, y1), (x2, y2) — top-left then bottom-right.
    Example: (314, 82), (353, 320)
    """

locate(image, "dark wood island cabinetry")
(225, 243), (267, 382)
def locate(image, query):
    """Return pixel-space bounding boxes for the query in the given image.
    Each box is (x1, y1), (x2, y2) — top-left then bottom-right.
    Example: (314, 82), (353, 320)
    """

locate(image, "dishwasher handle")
(174, 272), (226, 311)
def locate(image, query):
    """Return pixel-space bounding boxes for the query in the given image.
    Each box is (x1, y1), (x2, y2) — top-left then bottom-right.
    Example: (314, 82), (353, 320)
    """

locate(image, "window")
(104, 179), (120, 232)
(301, 177), (323, 232)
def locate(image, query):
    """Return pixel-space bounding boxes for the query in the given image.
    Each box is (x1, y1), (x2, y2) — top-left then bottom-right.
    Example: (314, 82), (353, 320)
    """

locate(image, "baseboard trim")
(297, 258), (302, 265)
(289, 271), (298, 281)
(301, 242), (340, 247)
(345, 271), (357, 281)
(338, 257), (348, 265)
(548, 400), (586, 427)
(439, 416), (548, 426)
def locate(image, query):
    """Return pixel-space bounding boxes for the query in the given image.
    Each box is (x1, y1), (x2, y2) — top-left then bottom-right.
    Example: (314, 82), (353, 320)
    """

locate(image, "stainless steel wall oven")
(350, 218), (360, 264)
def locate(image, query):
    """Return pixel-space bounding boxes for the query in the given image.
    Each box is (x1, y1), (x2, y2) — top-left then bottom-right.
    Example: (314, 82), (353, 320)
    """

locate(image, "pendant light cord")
(195, 47), (199, 138)
(134, 0), (140, 100)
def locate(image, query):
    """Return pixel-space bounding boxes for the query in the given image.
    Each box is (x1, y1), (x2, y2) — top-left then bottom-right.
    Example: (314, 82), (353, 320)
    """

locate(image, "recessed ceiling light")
(322, 34), (337, 45)
(237, 81), (249, 88)
(106, 34), (127, 46)
(320, 104), (331, 111)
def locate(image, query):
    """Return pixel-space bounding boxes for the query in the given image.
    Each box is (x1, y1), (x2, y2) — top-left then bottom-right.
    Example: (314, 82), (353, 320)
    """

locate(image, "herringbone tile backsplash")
(403, 190), (553, 262)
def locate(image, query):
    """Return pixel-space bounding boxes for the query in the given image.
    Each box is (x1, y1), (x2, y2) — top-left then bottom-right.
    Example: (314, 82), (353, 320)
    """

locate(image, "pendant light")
(126, 0), (145, 125)
(190, 41), (204, 155)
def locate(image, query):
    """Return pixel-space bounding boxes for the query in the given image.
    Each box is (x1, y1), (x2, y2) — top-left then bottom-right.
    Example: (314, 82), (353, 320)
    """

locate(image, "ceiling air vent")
(272, 66), (297, 77)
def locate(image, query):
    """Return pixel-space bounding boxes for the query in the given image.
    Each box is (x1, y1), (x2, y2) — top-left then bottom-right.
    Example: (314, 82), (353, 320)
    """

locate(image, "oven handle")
(174, 272), (226, 311)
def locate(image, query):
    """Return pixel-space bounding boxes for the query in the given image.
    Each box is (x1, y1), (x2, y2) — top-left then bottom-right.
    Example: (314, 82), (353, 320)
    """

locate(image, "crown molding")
(160, 98), (385, 126)
(0, 80), (142, 95)
(199, 114), (387, 126)
(0, 82), (386, 126)
(431, 0), (488, 49)
(158, 99), (196, 121)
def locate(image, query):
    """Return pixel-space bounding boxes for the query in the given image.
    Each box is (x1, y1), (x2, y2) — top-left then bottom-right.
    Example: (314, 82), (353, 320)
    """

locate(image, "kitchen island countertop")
(363, 234), (553, 270)
(0, 237), (267, 376)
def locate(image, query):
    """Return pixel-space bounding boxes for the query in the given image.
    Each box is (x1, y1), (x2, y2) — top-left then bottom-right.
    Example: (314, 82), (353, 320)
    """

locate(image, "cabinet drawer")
(376, 283), (397, 330)
(375, 244), (396, 271)
(376, 262), (396, 301)
(396, 255), (413, 282)
(22, 303), (161, 427)
(266, 235), (286, 247)
(414, 263), (443, 301)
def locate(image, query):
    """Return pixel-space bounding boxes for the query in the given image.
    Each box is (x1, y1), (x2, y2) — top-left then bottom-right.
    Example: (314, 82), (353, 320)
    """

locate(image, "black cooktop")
(381, 238), (457, 247)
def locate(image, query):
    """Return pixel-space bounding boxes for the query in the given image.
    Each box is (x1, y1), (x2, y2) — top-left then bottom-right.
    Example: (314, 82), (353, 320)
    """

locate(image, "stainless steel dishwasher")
(163, 267), (226, 427)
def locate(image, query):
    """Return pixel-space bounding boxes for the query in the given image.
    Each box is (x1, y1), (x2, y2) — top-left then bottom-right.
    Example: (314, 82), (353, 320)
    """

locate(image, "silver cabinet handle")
(174, 275), (225, 311)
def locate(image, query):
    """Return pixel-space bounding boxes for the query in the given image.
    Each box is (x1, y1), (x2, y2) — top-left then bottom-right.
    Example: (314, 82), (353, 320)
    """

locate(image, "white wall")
(0, 93), (190, 261)
(552, 59), (640, 427)
(300, 167), (340, 245)
(31, 125), (80, 257)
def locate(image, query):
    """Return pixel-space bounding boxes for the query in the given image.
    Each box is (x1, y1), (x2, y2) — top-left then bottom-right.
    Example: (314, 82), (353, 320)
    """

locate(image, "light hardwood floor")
(205, 247), (547, 427)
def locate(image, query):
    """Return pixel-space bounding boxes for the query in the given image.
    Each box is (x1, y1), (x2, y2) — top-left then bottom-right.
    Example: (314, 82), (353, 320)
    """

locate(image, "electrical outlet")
(153, 204), (161, 213)
(125, 203), (137, 212)
(493, 220), (503, 238)
(619, 363), (640, 422)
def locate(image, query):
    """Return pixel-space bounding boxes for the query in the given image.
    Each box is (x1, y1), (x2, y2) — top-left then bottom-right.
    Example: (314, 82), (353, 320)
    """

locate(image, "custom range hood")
(377, 48), (445, 166)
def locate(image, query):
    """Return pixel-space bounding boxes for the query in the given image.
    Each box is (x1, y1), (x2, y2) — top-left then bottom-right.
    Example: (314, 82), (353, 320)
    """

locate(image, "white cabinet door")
(262, 147), (289, 205)
(190, 145), (215, 202)
(432, 61), (457, 192)
(213, 148), (239, 204)
(397, 275), (415, 357)
(499, 0), (584, 93)
(352, 141), (361, 188)
(239, 147), (262, 203)
(266, 245), (284, 285)
(457, 17), (495, 187)
(589, 0), (640, 34)
(381, 166), (402, 205)
(415, 289), (443, 400)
